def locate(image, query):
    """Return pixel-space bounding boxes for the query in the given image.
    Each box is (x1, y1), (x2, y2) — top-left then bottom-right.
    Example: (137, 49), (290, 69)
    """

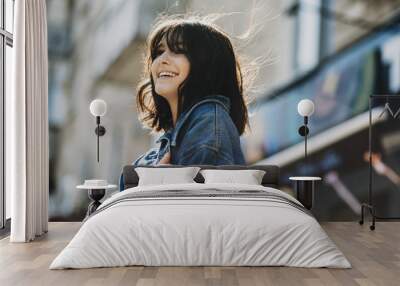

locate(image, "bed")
(49, 165), (351, 269)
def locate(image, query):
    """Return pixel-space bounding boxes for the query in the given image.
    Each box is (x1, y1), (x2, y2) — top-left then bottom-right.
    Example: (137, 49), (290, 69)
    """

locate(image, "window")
(1, 0), (14, 230)
(295, 0), (321, 73)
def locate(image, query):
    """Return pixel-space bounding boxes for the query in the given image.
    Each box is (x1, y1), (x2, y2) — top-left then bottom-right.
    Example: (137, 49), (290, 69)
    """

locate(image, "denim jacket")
(119, 94), (245, 190)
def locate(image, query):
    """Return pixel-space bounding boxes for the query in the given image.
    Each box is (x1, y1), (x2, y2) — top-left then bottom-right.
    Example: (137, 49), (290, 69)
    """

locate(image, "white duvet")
(50, 183), (351, 269)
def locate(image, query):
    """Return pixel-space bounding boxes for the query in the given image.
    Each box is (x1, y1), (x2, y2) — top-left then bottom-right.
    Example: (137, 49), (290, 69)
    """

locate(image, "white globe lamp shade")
(297, 99), (315, 117)
(90, 99), (107, 117)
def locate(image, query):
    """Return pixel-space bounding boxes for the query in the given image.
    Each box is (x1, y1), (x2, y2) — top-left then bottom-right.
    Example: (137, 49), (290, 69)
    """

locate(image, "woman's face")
(151, 37), (190, 101)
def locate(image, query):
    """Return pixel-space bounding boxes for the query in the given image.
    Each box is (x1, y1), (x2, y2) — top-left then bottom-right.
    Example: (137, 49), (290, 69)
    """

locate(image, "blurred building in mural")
(47, 0), (400, 221)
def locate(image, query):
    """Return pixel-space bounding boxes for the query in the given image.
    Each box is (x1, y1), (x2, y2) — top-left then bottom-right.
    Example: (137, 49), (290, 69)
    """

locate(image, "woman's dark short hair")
(136, 16), (249, 135)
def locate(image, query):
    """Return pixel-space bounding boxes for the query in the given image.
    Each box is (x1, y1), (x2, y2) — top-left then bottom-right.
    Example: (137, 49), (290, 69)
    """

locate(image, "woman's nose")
(159, 51), (170, 64)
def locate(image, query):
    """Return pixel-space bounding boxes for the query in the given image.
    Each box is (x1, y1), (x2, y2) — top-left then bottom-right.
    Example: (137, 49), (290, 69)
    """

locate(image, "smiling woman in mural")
(119, 15), (252, 190)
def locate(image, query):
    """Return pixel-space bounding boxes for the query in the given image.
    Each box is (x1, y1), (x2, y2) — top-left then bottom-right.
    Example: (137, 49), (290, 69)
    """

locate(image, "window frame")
(0, 0), (14, 231)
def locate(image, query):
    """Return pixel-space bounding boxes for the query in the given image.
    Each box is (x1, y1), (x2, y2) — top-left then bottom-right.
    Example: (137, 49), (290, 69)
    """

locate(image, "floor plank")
(0, 222), (399, 286)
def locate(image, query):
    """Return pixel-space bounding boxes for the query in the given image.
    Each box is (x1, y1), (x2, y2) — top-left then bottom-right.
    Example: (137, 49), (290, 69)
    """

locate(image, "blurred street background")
(46, 0), (400, 221)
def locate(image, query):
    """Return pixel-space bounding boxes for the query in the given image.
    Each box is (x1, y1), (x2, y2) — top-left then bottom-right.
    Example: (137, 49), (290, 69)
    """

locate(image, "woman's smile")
(157, 71), (179, 78)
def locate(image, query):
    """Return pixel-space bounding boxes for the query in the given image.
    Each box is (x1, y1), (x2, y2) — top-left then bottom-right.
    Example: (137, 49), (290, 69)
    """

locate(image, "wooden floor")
(0, 222), (399, 286)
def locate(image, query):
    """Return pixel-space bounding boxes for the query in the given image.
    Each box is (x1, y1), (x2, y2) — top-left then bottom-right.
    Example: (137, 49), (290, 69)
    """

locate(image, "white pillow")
(135, 167), (201, 186)
(200, 169), (266, 185)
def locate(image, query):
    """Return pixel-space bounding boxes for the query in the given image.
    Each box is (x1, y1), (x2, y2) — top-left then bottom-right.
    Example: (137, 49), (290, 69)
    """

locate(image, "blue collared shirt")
(119, 94), (246, 190)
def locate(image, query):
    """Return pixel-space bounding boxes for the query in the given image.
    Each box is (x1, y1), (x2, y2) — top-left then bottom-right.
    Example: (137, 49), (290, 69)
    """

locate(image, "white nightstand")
(289, 177), (322, 210)
(77, 180), (117, 217)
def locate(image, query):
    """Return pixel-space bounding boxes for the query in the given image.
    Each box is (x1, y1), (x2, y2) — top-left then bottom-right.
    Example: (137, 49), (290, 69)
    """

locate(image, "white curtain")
(7, 0), (49, 242)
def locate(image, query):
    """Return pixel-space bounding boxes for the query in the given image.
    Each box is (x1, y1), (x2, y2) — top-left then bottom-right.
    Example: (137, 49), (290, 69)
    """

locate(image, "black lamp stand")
(94, 116), (106, 162)
(298, 116), (309, 163)
(359, 95), (400, 231)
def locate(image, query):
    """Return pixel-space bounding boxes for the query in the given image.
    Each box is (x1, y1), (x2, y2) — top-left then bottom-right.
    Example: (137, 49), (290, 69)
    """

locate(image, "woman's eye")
(154, 49), (164, 57)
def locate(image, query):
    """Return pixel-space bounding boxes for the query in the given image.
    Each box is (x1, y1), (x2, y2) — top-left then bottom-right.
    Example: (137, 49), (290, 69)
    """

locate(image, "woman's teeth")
(159, 71), (177, 78)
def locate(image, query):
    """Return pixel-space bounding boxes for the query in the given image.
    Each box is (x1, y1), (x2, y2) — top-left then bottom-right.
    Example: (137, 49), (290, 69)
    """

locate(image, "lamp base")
(95, 125), (106, 136)
(298, 125), (309, 136)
